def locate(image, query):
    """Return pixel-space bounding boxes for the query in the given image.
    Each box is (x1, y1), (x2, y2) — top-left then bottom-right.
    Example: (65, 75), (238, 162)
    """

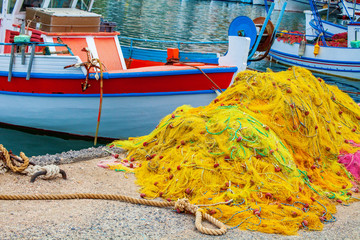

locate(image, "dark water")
(1, 0), (359, 156)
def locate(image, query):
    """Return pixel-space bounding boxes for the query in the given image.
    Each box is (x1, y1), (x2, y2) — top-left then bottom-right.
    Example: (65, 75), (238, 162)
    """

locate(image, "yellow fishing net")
(109, 67), (360, 235)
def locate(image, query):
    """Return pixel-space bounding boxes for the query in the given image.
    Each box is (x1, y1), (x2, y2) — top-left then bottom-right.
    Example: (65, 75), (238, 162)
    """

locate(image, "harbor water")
(1, 0), (359, 156)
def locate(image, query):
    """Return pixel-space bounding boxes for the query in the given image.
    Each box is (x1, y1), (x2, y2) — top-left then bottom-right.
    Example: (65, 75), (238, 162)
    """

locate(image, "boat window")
(48, 0), (71, 8)
(20, 0), (44, 11)
(7, 0), (16, 13)
(76, 0), (91, 11)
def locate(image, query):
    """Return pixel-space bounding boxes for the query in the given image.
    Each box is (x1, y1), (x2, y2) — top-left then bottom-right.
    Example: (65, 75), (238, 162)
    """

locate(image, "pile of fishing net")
(107, 67), (360, 235)
(277, 31), (348, 47)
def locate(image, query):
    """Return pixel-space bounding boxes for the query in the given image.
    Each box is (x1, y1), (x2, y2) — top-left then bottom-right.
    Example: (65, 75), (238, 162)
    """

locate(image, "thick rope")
(0, 193), (228, 235)
(0, 145), (62, 181)
(196, 211), (227, 235)
(0, 144), (29, 172)
(22, 165), (61, 179)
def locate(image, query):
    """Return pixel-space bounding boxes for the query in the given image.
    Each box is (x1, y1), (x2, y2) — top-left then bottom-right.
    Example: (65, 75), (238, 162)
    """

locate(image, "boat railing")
(0, 42), (74, 55)
(118, 36), (228, 53)
(0, 42), (75, 82)
(0, 42), (71, 48)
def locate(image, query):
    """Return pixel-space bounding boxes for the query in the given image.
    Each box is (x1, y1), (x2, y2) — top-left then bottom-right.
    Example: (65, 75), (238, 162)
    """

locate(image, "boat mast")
(71, 0), (95, 11)
(41, 0), (50, 8)
(309, 0), (327, 46)
(353, 0), (356, 20)
(0, 0), (9, 53)
(88, 0), (94, 11)
(0, 0), (25, 53)
(70, 0), (79, 8)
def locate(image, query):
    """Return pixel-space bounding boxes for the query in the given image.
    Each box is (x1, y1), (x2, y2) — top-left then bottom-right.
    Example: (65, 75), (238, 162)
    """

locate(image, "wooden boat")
(0, 0), (281, 140)
(269, 0), (360, 80)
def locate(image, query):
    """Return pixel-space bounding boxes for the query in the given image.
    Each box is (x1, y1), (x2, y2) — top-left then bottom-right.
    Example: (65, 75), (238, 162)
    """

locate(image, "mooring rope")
(0, 193), (228, 235)
(0, 144), (29, 173)
(0, 144), (65, 182)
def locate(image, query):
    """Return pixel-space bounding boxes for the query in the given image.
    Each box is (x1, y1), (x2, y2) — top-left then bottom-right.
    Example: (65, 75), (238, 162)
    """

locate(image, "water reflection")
(92, 0), (305, 52)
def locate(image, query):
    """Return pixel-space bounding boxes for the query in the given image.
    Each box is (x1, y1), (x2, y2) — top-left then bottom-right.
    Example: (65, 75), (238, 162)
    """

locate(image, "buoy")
(313, 42), (320, 57)
(298, 39), (306, 58)
(279, 30), (288, 37)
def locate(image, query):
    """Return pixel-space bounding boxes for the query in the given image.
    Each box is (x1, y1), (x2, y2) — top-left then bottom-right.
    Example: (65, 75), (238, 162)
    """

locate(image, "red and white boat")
(0, 0), (275, 140)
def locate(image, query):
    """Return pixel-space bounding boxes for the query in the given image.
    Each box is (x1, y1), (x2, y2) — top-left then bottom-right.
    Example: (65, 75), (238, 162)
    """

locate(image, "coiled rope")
(0, 144), (29, 173)
(0, 144), (65, 182)
(0, 193), (228, 235)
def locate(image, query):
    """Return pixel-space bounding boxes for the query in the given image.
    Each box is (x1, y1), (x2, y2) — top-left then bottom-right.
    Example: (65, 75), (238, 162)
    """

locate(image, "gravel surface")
(29, 147), (113, 166)
(1, 151), (360, 240)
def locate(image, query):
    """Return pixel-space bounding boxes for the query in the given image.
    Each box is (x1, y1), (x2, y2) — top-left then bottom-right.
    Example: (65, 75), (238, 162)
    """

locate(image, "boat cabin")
(0, 0), (127, 72)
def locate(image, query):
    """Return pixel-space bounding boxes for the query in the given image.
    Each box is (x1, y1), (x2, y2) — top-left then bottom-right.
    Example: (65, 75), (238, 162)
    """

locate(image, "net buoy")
(298, 39), (306, 57)
(313, 42), (320, 56)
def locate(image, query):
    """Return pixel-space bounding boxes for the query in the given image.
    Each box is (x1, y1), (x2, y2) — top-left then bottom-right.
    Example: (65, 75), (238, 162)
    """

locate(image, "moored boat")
(0, 0), (281, 140)
(273, 0), (339, 12)
(339, 0), (360, 21)
(269, 0), (360, 80)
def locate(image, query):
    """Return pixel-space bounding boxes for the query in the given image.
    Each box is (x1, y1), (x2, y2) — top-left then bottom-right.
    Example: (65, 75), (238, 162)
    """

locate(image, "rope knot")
(174, 198), (198, 214)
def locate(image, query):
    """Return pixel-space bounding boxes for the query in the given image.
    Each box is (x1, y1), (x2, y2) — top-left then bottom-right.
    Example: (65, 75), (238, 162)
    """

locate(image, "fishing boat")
(253, 0), (273, 5)
(339, 0), (360, 21)
(273, 0), (339, 12)
(0, 0), (283, 140)
(305, 8), (347, 38)
(269, 0), (360, 80)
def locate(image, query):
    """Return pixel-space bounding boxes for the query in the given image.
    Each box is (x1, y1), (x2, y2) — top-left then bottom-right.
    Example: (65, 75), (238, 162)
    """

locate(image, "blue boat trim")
(321, 20), (347, 30)
(270, 49), (360, 65)
(106, 67), (237, 79)
(0, 66), (236, 80)
(309, 20), (346, 38)
(0, 71), (86, 79)
(269, 52), (360, 73)
(0, 89), (224, 97)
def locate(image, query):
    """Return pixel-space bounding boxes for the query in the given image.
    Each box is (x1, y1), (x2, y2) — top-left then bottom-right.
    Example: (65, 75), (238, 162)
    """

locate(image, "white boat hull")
(253, 0), (273, 5)
(274, 0), (338, 12)
(339, 0), (360, 19)
(0, 91), (218, 139)
(269, 40), (360, 80)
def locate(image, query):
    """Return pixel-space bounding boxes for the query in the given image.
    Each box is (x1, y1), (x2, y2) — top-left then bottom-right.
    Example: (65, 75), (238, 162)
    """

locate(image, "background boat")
(339, 0), (360, 20)
(269, 0), (360, 81)
(273, 0), (339, 12)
